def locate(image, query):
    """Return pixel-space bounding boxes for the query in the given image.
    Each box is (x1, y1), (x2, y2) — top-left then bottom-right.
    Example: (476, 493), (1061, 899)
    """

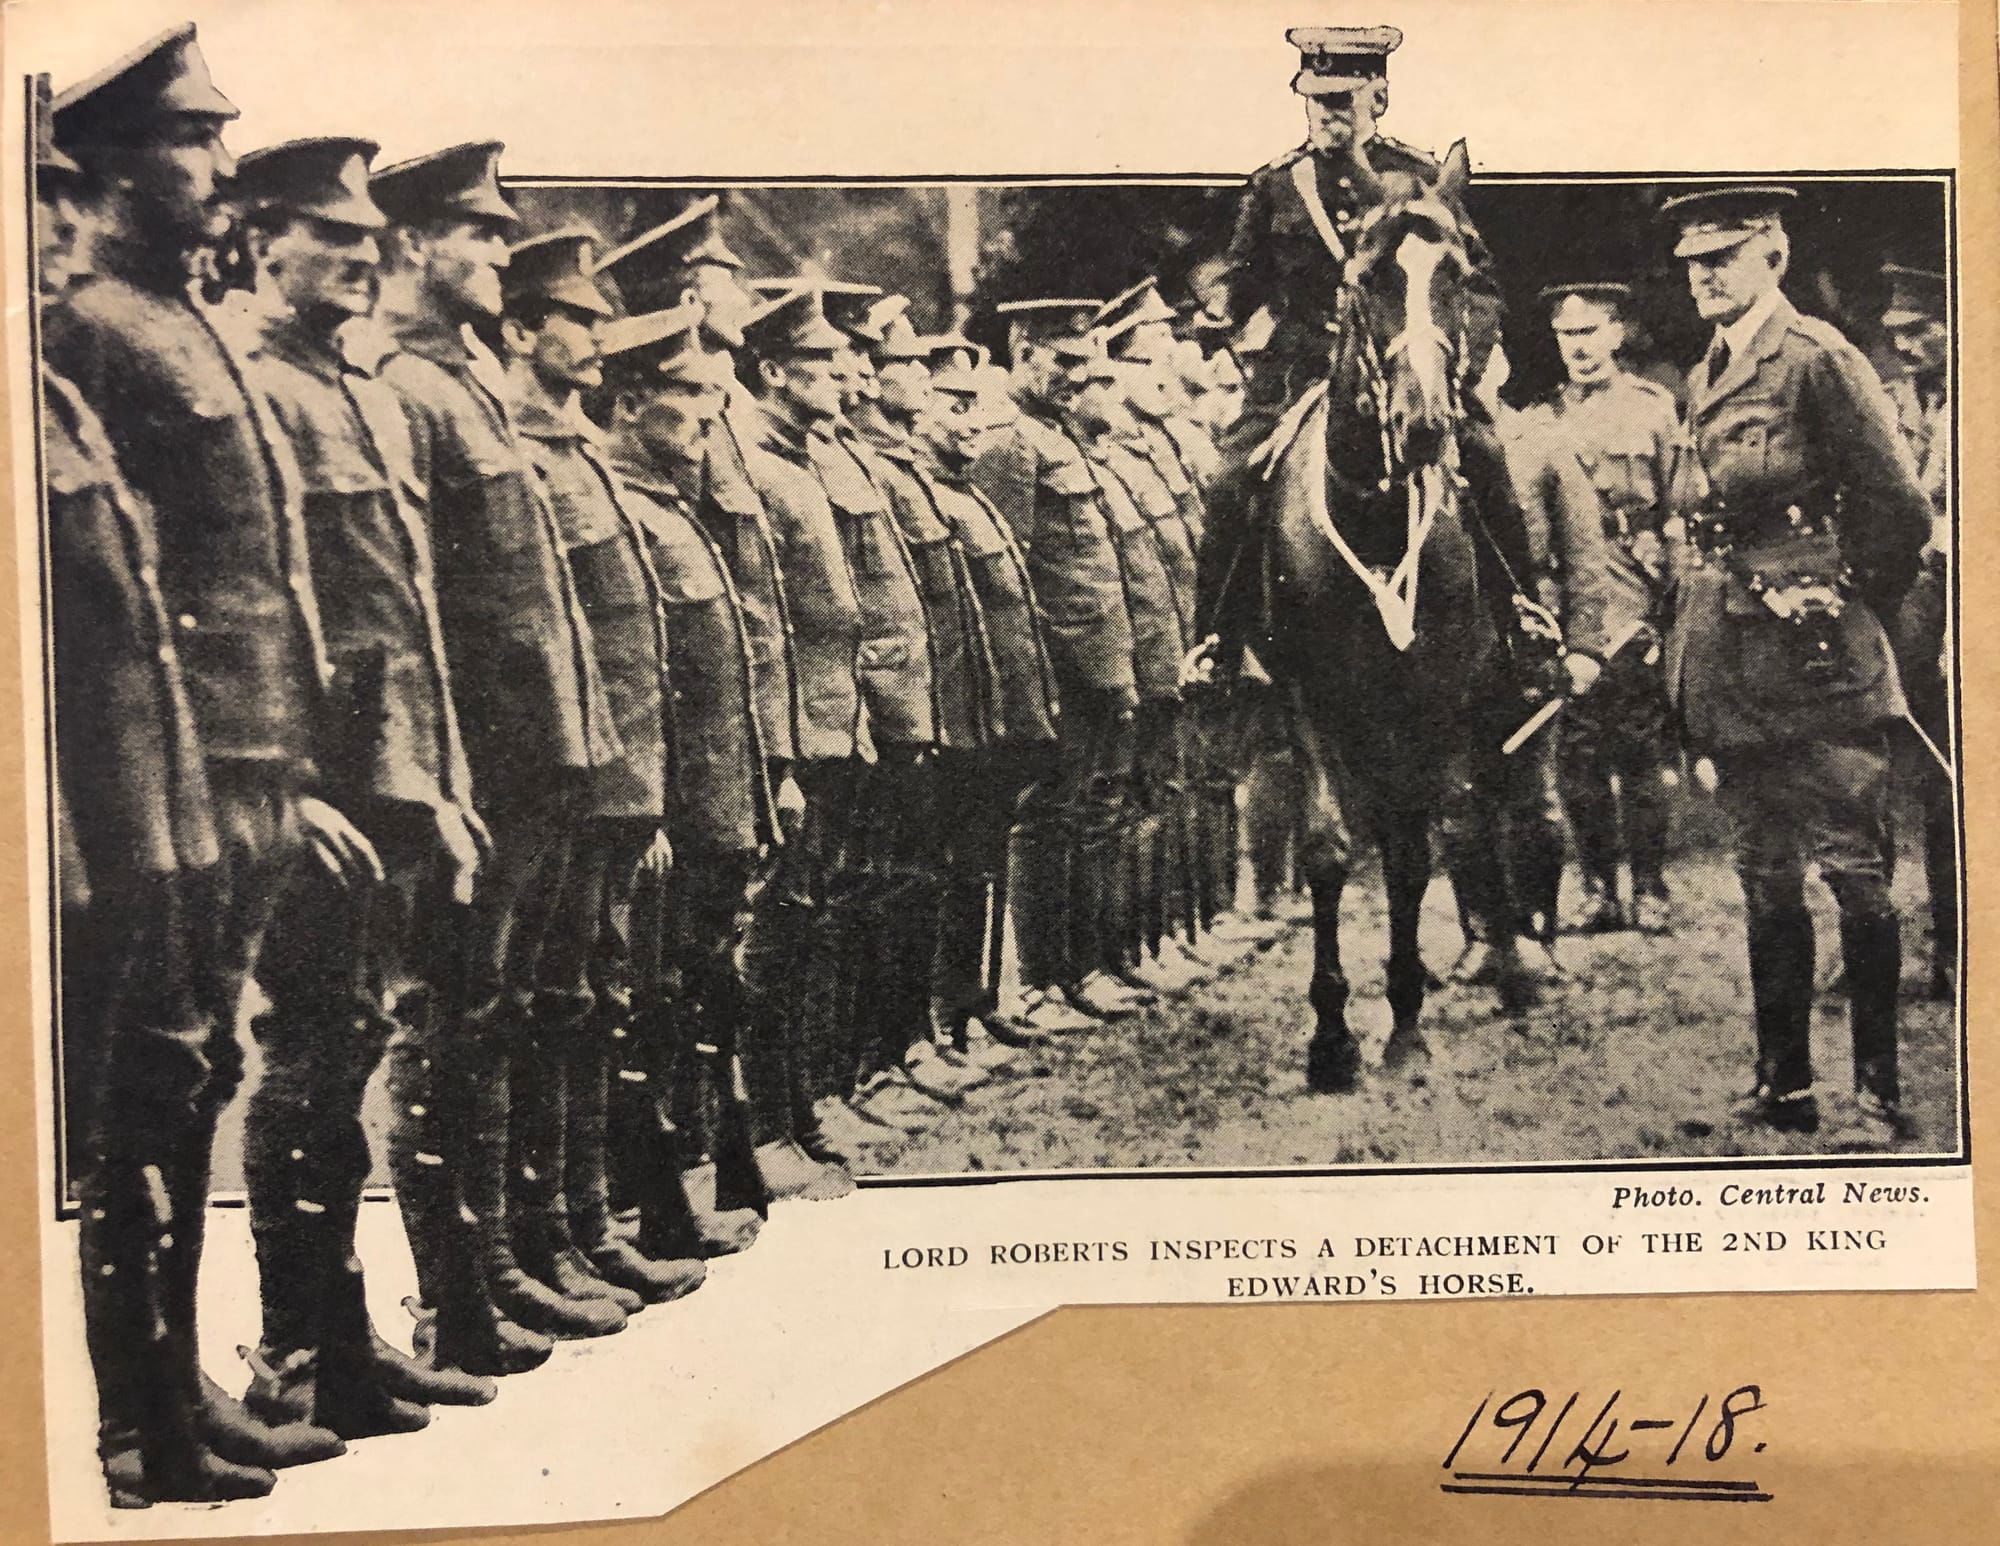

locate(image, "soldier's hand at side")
(463, 807), (495, 864)
(297, 796), (386, 889)
(433, 804), (482, 902)
(641, 827), (674, 877)
(776, 776), (807, 840)
(1562, 652), (1603, 697)
(1180, 634), (1218, 689)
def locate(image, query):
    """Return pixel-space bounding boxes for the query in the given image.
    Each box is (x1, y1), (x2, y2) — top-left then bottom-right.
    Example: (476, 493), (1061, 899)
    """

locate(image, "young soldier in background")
(1878, 262), (1955, 1001)
(1521, 282), (1681, 935)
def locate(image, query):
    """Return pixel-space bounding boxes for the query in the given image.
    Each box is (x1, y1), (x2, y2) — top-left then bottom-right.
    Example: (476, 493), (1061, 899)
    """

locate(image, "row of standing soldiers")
(39, 25), (1283, 1509)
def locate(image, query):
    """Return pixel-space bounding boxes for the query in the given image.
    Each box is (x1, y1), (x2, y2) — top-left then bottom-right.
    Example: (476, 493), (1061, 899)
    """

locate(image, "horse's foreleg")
(1379, 803), (1433, 1072)
(1293, 713), (1362, 1094)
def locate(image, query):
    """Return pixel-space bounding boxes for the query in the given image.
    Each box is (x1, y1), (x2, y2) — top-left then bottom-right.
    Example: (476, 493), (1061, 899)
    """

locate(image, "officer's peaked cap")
(1880, 263), (1945, 327)
(741, 285), (851, 358)
(1287, 24), (1402, 97)
(1661, 184), (1796, 259)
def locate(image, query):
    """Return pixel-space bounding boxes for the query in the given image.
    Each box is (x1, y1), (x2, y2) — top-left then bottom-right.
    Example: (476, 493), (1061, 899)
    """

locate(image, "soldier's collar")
(258, 308), (358, 381)
(756, 407), (814, 461)
(1561, 375), (1615, 403)
(513, 390), (601, 443)
(387, 311), (478, 369)
(854, 419), (918, 462)
(605, 445), (691, 503)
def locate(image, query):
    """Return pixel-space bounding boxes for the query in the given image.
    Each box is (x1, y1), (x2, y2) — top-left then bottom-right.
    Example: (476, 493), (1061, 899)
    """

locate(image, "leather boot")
(418, 1015), (553, 1379)
(157, 1076), (345, 1471)
(1841, 907), (1906, 1122)
(1735, 904), (1819, 1132)
(460, 1001), (625, 1341)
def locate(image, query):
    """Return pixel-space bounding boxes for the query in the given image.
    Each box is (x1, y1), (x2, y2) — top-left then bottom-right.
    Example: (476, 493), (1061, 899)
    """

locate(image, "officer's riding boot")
(1839, 902), (1909, 1136)
(510, 990), (638, 1315)
(461, 995), (624, 1342)
(568, 1009), (704, 1302)
(1737, 903), (1819, 1132)
(707, 996), (773, 1218)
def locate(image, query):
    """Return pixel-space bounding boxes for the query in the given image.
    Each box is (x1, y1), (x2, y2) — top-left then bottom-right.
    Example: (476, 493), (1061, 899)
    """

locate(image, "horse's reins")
(1253, 274), (1471, 651)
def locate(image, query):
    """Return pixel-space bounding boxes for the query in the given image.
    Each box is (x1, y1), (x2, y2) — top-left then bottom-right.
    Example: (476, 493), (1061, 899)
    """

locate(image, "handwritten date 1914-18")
(1440, 1386), (1771, 1503)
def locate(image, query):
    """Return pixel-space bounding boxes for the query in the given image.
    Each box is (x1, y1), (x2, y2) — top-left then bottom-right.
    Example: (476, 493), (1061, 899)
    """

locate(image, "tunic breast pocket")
(1704, 398), (1781, 490)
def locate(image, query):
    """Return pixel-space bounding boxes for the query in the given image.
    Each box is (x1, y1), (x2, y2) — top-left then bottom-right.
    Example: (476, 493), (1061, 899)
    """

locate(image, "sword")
(1501, 616), (1649, 756)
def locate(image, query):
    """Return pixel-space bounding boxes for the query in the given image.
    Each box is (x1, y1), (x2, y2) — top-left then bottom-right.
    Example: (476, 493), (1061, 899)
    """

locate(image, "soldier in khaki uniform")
(918, 341), (1064, 1063)
(48, 26), (369, 1491)
(1523, 282), (1682, 934)
(1662, 186), (1931, 1141)
(368, 142), (626, 1359)
(976, 299), (1148, 1032)
(735, 287), (883, 1161)
(232, 136), (497, 1442)
(1878, 263), (1954, 999)
(592, 307), (786, 1254)
(36, 74), (243, 1505)
(499, 230), (750, 1290)
(843, 300), (1008, 1092)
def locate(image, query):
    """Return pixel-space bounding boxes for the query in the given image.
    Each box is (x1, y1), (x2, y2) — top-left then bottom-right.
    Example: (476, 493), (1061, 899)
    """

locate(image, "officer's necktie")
(1706, 336), (1731, 384)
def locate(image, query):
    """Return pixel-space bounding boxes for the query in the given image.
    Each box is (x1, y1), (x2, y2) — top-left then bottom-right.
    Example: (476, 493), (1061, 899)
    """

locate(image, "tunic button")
(158, 646), (175, 664)
(177, 613), (197, 631)
(138, 564), (158, 585)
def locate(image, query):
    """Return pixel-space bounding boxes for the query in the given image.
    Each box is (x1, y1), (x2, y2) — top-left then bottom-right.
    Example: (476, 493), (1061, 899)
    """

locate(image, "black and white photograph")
(7, 0), (1972, 1537)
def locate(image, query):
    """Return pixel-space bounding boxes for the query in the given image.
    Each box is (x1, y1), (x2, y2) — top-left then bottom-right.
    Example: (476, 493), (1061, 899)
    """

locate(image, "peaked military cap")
(1286, 24), (1402, 96)
(863, 297), (932, 361)
(52, 23), (238, 147)
(754, 270), (883, 338)
(33, 76), (83, 181)
(370, 141), (517, 229)
(601, 301), (735, 387)
(1054, 329), (1119, 384)
(504, 226), (614, 317)
(929, 352), (984, 396)
(234, 137), (387, 229)
(741, 285), (851, 359)
(993, 298), (1101, 341)
(923, 331), (986, 374)
(1881, 262), (1945, 327)
(596, 195), (743, 309)
(1539, 282), (1632, 324)
(1094, 277), (1178, 340)
(1661, 184), (1796, 258)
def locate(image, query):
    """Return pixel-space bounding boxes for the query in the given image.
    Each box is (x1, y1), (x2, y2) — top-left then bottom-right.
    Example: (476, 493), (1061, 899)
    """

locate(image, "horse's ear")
(1436, 139), (1471, 205)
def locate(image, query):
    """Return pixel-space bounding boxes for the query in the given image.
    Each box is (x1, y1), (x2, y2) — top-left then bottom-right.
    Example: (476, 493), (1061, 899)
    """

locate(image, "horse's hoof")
(1381, 1029), (1431, 1073)
(1305, 1034), (1364, 1094)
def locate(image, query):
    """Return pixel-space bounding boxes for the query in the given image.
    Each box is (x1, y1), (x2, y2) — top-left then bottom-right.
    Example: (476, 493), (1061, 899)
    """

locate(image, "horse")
(1252, 140), (1527, 1092)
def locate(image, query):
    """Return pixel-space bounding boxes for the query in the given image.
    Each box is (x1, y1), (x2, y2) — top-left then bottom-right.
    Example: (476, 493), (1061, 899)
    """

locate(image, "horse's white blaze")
(1392, 231), (1453, 425)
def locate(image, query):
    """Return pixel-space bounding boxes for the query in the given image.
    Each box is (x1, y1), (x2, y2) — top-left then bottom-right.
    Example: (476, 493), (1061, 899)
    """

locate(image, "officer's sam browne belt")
(1692, 497), (1854, 683)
